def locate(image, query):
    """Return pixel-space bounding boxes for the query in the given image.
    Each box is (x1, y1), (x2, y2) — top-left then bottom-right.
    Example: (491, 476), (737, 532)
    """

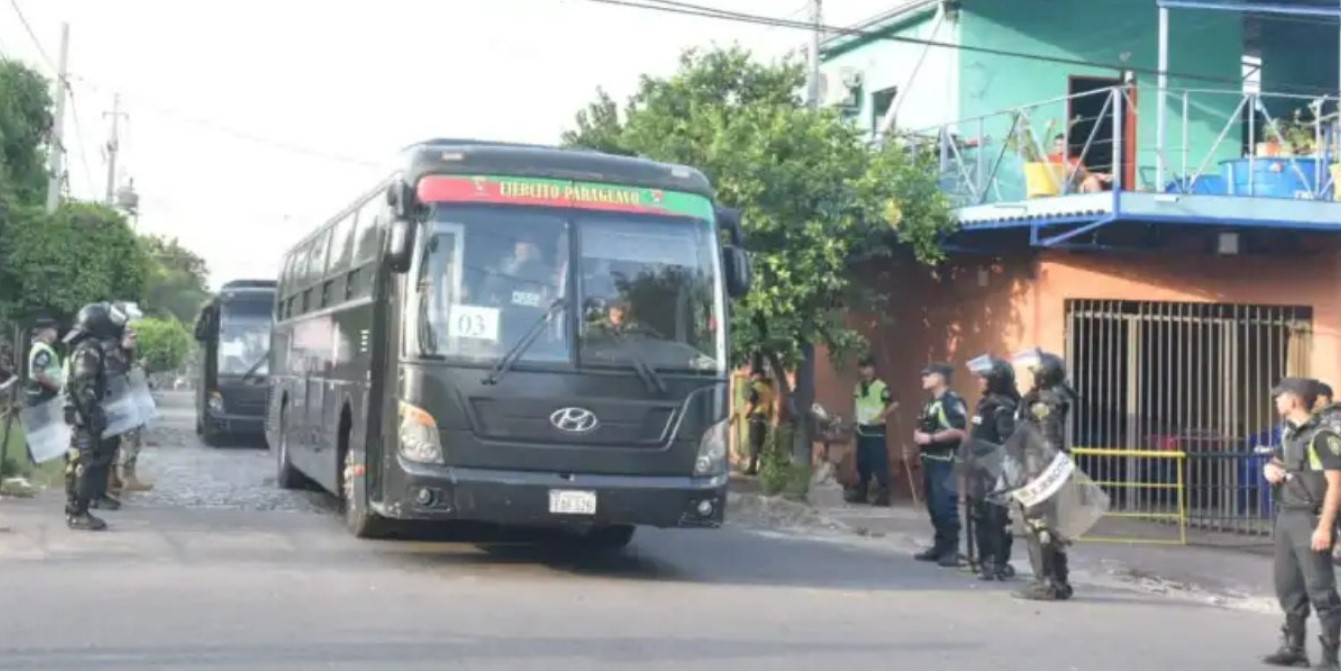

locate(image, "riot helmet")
(966, 353), (1017, 398)
(1012, 347), (1068, 390)
(63, 302), (128, 345)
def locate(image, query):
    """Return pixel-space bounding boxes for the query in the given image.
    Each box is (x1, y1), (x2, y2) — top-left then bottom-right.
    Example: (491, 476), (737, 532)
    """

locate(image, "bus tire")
(340, 422), (388, 539)
(275, 406), (302, 490)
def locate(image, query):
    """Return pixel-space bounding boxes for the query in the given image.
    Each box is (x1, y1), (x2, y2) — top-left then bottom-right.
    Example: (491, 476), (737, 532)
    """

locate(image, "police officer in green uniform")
(24, 318), (63, 407)
(1262, 377), (1341, 670)
(847, 355), (895, 506)
(912, 362), (968, 567)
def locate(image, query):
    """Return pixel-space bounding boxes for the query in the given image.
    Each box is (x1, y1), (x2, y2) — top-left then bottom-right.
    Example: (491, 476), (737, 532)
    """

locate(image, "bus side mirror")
(723, 245), (752, 298)
(387, 219), (415, 274)
(716, 206), (744, 247)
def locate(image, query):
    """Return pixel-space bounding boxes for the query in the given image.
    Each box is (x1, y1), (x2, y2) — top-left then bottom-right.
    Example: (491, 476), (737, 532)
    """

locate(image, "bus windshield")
(218, 302), (272, 377)
(413, 205), (725, 374)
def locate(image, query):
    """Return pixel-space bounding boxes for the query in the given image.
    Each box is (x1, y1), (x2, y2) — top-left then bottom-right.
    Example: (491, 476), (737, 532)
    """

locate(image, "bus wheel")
(341, 448), (388, 539)
(275, 409), (302, 490)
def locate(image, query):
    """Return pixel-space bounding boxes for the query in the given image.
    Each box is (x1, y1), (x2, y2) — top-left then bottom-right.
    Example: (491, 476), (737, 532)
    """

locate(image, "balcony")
(907, 86), (1341, 238)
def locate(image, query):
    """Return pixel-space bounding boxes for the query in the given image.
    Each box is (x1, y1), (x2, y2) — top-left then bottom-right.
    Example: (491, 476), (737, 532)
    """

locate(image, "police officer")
(104, 321), (152, 494)
(966, 355), (1019, 581)
(848, 355), (896, 506)
(62, 302), (128, 531)
(24, 318), (62, 407)
(913, 362), (968, 566)
(1013, 348), (1077, 601)
(1262, 377), (1341, 670)
(1315, 382), (1341, 435)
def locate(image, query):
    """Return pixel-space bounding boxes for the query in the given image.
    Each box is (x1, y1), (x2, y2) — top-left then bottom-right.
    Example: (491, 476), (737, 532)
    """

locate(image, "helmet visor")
(966, 354), (994, 375)
(107, 303), (129, 328)
(1011, 348), (1043, 369)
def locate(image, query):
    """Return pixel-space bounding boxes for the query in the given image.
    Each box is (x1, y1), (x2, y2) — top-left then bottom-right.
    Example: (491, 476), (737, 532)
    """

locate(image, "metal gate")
(1065, 299), (1313, 541)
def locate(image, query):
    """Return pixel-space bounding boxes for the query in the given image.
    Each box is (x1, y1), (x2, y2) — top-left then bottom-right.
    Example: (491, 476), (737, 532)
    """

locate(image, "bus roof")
(400, 139), (715, 199)
(220, 279), (277, 291)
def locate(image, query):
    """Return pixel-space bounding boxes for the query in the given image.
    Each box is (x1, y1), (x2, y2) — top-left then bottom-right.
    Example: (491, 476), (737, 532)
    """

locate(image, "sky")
(0, 0), (893, 290)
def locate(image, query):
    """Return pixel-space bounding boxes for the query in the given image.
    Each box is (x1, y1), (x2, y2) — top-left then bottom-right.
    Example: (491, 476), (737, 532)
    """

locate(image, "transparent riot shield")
(19, 395), (71, 463)
(985, 422), (1110, 542)
(128, 368), (159, 427)
(953, 437), (1006, 502)
(101, 373), (144, 438)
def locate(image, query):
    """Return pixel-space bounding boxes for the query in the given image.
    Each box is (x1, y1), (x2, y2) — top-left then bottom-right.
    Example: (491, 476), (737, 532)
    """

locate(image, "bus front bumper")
(375, 461), (729, 529)
(202, 411), (265, 436)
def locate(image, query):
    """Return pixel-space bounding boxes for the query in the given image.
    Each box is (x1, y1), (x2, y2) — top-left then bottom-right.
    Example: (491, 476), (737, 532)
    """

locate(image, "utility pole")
(104, 93), (127, 205)
(44, 23), (70, 214)
(806, 0), (823, 109)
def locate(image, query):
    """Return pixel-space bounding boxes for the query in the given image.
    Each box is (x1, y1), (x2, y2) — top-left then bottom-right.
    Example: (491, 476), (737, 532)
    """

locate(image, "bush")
(759, 423), (811, 500)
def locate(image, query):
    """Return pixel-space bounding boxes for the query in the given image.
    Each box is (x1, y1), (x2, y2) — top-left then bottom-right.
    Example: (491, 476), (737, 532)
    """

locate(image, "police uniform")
(1014, 350), (1077, 601)
(850, 377), (894, 505)
(744, 377), (775, 475)
(62, 303), (128, 531)
(913, 372), (968, 566)
(968, 358), (1019, 581)
(1264, 379), (1341, 669)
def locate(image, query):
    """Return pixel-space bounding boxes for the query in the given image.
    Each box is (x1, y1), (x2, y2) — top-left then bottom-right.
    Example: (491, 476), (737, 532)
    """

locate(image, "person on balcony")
(1048, 134), (1112, 194)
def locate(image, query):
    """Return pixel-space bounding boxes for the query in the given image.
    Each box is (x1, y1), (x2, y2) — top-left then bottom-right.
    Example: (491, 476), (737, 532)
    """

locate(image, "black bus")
(193, 279), (277, 445)
(267, 140), (751, 546)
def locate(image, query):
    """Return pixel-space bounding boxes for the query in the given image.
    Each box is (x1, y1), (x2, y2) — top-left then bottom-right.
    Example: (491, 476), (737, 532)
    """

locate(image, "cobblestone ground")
(129, 398), (331, 514)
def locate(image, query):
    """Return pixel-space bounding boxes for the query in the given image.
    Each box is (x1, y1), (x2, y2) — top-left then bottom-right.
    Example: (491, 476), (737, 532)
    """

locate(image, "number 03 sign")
(447, 305), (501, 341)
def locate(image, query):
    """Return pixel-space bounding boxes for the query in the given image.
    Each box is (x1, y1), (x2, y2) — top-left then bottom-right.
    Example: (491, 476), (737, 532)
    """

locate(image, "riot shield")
(19, 395), (71, 463)
(128, 368), (159, 427)
(953, 438), (1006, 502)
(987, 422), (1110, 542)
(101, 373), (144, 438)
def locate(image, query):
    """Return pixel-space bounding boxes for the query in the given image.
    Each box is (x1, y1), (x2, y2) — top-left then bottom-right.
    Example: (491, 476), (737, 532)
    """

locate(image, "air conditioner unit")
(818, 67), (863, 110)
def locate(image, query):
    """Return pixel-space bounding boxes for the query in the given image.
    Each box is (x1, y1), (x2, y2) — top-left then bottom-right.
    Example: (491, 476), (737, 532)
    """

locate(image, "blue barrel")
(1221, 157), (1330, 199)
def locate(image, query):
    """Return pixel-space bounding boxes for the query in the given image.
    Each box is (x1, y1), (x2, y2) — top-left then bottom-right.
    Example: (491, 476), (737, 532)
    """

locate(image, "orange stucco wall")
(814, 246), (1341, 499)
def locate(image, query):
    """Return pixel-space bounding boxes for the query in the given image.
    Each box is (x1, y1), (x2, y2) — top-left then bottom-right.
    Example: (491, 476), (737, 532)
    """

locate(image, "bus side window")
(302, 288), (312, 313)
(345, 268), (361, 300)
(321, 280), (333, 308)
(353, 199), (381, 263)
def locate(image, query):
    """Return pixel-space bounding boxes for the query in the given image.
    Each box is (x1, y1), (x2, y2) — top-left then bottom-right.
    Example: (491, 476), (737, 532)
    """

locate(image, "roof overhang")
(820, 0), (942, 59)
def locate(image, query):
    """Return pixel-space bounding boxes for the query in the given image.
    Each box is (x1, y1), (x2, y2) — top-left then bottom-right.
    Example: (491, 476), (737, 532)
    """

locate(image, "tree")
(0, 201), (151, 324)
(139, 234), (211, 323)
(133, 316), (193, 373)
(562, 46), (956, 396)
(0, 61), (53, 207)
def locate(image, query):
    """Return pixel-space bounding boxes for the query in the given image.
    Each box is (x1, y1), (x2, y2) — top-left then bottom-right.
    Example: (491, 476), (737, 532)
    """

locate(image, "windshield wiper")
(417, 285), (440, 357)
(603, 330), (667, 396)
(482, 298), (566, 386)
(240, 351), (270, 383)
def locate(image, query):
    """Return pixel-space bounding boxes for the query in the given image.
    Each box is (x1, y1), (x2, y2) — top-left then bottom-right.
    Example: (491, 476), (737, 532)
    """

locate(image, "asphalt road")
(0, 392), (1282, 670)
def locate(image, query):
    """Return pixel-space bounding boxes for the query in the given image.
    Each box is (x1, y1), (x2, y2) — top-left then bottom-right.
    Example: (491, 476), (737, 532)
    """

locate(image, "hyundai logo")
(550, 407), (599, 433)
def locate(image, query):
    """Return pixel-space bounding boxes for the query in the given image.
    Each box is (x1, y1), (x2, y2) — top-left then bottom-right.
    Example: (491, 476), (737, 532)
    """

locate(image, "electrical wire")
(598, 0), (1341, 97)
(7, 0), (54, 72)
(66, 73), (383, 169)
(64, 86), (97, 197)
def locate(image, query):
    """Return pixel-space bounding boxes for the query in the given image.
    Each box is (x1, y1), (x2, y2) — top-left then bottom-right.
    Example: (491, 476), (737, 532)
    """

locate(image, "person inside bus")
(1047, 134), (1112, 193)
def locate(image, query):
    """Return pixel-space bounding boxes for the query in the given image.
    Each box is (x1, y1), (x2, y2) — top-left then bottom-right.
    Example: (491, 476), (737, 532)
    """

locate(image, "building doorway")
(1066, 76), (1137, 189)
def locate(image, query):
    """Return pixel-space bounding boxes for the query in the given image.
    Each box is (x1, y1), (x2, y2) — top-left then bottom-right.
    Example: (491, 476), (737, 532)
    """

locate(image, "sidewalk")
(726, 475), (1279, 615)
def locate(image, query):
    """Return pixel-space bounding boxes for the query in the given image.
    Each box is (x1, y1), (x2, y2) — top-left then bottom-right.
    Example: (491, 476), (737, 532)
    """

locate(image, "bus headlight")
(694, 419), (729, 476)
(398, 401), (444, 464)
(207, 391), (224, 414)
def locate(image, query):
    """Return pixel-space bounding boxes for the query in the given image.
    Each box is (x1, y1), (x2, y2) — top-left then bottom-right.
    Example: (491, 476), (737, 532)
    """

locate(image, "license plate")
(548, 489), (597, 515)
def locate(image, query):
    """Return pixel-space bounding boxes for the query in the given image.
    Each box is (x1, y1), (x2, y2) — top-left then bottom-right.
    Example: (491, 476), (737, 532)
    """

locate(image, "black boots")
(1262, 617), (1310, 667)
(64, 502), (107, 532)
(1318, 614), (1341, 670)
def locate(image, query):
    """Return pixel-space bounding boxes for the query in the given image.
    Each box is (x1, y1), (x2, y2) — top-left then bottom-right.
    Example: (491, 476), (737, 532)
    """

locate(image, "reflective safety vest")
(26, 341), (62, 402)
(855, 379), (889, 427)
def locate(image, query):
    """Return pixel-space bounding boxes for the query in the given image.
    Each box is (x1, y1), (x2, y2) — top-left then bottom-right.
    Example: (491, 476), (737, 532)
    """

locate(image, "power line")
(66, 73), (383, 169)
(7, 0), (54, 71)
(64, 87), (96, 196)
(598, 0), (1341, 97)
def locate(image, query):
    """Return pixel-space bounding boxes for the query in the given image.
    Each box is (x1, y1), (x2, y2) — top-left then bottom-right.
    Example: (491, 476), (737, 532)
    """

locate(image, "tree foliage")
(133, 316), (193, 373)
(139, 234), (211, 323)
(562, 46), (955, 371)
(0, 201), (149, 323)
(0, 61), (53, 206)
